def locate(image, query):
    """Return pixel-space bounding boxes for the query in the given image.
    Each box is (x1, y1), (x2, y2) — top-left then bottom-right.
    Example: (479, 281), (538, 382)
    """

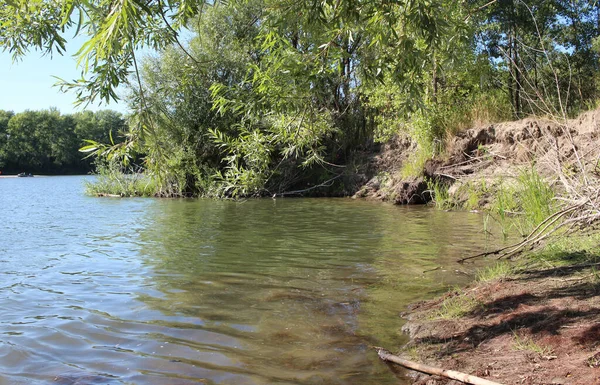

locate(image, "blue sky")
(0, 37), (129, 115)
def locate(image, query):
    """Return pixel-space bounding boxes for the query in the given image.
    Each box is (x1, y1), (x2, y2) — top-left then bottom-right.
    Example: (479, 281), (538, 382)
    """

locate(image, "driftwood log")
(374, 347), (505, 385)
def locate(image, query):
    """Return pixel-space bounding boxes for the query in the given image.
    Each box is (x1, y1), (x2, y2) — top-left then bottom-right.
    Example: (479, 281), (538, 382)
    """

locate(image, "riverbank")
(359, 109), (600, 384)
(391, 255), (600, 385)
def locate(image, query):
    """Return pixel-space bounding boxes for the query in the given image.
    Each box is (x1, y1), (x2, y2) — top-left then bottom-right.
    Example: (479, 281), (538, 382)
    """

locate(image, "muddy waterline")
(0, 176), (500, 384)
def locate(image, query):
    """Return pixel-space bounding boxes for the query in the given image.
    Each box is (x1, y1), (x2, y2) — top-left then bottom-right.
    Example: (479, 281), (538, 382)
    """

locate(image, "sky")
(0, 36), (129, 115)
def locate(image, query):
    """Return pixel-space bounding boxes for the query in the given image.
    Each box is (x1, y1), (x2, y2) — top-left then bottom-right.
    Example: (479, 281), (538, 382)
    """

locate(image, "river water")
(0, 176), (499, 385)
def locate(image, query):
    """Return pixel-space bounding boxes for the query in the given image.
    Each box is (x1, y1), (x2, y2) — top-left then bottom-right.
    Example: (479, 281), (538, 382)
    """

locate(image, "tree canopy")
(2, 0), (599, 195)
(0, 109), (126, 174)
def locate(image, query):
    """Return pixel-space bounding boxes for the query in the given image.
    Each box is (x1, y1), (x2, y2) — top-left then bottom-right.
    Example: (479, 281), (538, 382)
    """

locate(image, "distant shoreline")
(0, 175), (54, 178)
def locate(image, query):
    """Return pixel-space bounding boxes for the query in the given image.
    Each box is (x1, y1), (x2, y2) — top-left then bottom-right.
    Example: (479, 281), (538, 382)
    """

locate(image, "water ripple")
(0, 177), (505, 384)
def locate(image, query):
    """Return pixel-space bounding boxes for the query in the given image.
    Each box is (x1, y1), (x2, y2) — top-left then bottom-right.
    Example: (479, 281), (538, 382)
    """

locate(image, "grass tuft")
(517, 168), (556, 229)
(476, 261), (514, 282)
(434, 292), (481, 320)
(483, 168), (556, 236)
(427, 179), (453, 210)
(512, 331), (553, 356)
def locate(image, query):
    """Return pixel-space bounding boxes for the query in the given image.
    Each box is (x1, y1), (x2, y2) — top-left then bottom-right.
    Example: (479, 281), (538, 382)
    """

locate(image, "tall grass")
(463, 179), (488, 211)
(467, 91), (513, 129)
(439, 89), (512, 138)
(397, 89), (511, 179)
(517, 168), (556, 228)
(85, 161), (158, 197)
(427, 179), (453, 210)
(400, 110), (440, 178)
(400, 147), (433, 179)
(487, 168), (556, 235)
(491, 178), (520, 221)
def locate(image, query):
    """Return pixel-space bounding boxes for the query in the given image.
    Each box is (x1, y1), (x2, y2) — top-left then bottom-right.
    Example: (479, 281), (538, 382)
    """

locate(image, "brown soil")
(398, 264), (600, 385)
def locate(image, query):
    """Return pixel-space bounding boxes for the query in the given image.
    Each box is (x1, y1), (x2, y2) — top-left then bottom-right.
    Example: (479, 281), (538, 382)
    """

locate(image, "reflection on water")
(0, 176), (500, 384)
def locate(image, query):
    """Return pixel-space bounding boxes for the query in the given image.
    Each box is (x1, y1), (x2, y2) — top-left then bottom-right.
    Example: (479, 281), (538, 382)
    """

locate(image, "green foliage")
(2, 0), (472, 197)
(0, 110), (14, 166)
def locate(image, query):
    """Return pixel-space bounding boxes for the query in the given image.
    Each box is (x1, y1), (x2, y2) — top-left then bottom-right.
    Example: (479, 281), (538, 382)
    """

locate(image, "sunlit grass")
(85, 173), (158, 197)
(433, 291), (481, 320)
(517, 168), (556, 230)
(400, 147), (432, 179)
(525, 233), (600, 268)
(512, 331), (553, 356)
(427, 179), (453, 210)
(476, 261), (514, 282)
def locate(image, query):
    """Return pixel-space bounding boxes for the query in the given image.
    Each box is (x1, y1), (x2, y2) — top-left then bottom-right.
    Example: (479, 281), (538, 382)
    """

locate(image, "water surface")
(0, 176), (499, 384)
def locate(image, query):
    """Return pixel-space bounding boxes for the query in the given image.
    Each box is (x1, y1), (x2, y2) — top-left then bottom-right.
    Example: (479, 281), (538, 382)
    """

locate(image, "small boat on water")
(17, 173), (34, 177)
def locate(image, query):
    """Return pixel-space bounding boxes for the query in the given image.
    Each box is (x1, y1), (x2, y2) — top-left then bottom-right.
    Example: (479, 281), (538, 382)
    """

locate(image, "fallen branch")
(274, 173), (344, 197)
(436, 172), (459, 180)
(548, 274), (595, 282)
(374, 347), (505, 385)
(457, 201), (587, 263)
(522, 261), (600, 275)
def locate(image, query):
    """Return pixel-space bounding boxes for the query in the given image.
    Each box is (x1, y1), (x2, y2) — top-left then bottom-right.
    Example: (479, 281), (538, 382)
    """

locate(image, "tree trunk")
(507, 32), (515, 117)
(432, 49), (438, 104)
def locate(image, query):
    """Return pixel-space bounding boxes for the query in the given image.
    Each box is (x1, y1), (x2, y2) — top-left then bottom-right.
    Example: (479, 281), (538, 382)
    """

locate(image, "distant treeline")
(0, 109), (126, 175)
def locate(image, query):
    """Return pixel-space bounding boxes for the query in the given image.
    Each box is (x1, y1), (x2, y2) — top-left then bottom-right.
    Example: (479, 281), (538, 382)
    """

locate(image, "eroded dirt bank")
(355, 108), (600, 206)
(398, 264), (600, 385)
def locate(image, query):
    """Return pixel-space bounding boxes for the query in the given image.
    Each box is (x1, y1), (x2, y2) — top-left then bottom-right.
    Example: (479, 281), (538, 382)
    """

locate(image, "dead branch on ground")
(374, 347), (505, 385)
